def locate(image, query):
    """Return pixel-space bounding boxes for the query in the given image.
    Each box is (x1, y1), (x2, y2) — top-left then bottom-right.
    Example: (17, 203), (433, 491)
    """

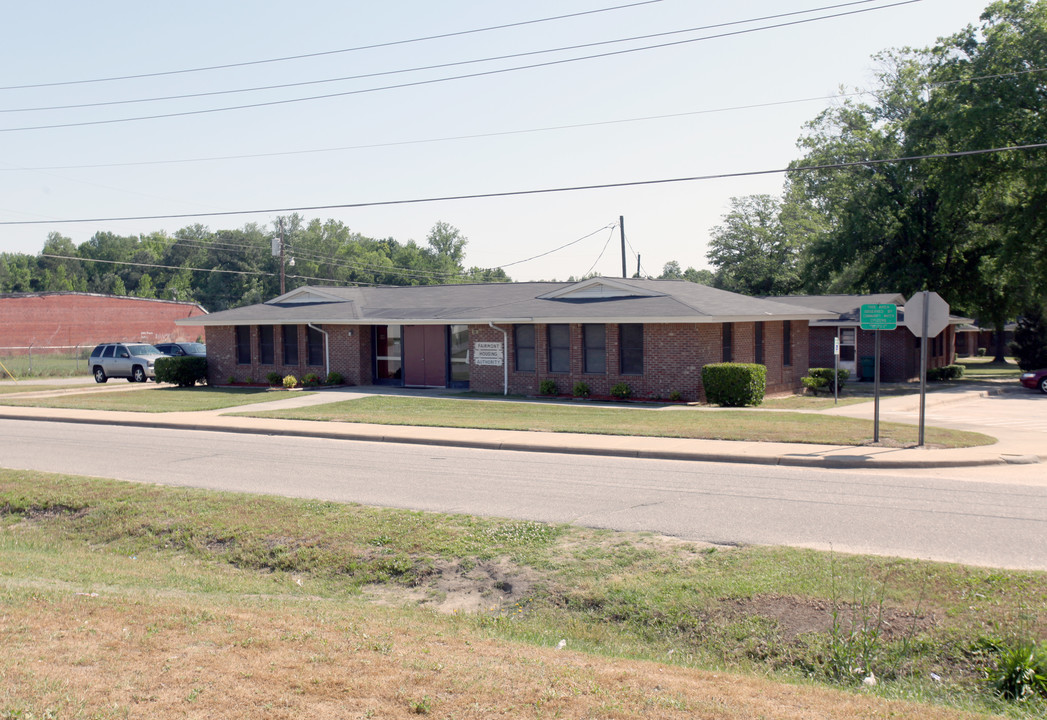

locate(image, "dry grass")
(1, 589), (985, 720)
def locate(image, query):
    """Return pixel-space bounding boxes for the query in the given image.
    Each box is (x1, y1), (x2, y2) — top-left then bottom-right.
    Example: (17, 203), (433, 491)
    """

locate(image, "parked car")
(154, 341), (207, 358)
(1019, 368), (1047, 394)
(89, 342), (166, 383)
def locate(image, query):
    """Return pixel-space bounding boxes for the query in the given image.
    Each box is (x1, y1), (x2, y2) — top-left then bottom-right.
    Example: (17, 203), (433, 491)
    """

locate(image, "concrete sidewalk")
(1, 382), (1042, 469)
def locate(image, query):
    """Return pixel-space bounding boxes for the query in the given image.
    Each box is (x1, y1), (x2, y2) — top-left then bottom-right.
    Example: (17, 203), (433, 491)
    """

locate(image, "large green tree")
(706, 193), (807, 296)
(787, 1), (1047, 359)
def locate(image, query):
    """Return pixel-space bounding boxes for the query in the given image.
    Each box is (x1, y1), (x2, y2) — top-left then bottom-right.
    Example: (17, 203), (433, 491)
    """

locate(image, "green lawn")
(0, 386), (314, 412)
(0, 383), (93, 395)
(238, 395), (994, 448)
(956, 357), (1023, 379)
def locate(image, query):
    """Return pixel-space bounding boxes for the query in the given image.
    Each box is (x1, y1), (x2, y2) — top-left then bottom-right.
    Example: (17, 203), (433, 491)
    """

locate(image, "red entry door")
(403, 325), (446, 387)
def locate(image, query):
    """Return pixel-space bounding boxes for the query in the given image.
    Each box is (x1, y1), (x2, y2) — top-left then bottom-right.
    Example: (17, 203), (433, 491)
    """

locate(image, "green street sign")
(860, 303), (898, 331)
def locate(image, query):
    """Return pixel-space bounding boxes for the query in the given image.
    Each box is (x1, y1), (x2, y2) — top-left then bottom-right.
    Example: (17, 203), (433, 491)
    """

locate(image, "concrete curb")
(3, 410), (1039, 470)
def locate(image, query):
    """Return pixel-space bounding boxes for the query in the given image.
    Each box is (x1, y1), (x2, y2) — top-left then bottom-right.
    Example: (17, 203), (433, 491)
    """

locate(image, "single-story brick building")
(0, 292), (208, 355)
(180, 278), (831, 402)
(771, 294), (970, 382)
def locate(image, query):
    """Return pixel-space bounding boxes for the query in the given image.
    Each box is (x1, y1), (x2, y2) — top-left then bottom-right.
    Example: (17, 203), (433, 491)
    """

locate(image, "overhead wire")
(0, 1), (899, 115)
(4, 63), (1042, 173)
(583, 225), (620, 278)
(0, 0), (666, 91)
(6, 141), (1045, 228)
(0, 0), (924, 133)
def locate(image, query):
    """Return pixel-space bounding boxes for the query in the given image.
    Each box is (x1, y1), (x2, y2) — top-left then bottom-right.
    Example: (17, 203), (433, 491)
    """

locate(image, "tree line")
(659, 0), (1047, 356)
(0, 217), (508, 312)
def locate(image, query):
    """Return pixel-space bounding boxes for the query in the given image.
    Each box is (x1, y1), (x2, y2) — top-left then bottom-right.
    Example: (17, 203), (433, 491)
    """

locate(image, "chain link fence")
(0, 344), (92, 379)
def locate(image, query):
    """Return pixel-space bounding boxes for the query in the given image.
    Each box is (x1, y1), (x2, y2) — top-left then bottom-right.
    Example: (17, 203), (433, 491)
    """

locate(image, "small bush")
(266, 371), (283, 387)
(325, 371), (344, 386)
(282, 374), (298, 389)
(302, 373), (320, 387)
(572, 382), (591, 398)
(539, 379), (558, 396)
(701, 363), (766, 407)
(610, 382), (632, 400)
(988, 639), (1047, 700)
(803, 367), (849, 394)
(927, 364), (965, 381)
(976, 347), (987, 357)
(802, 375), (829, 394)
(154, 356), (208, 387)
(226, 375), (235, 385)
(668, 390), (682, 402)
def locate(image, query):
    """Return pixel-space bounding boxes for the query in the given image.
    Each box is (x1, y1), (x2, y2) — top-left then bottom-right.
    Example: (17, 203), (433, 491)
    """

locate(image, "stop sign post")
(905, 291), (950, 446)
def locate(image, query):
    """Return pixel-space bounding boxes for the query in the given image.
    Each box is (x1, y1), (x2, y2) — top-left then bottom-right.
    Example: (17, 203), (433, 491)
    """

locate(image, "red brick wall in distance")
(0, 293), (207, 353)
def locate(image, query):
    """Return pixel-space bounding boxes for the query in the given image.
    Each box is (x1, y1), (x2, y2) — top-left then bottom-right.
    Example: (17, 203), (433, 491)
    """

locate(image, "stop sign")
(905, 291), (950, 337)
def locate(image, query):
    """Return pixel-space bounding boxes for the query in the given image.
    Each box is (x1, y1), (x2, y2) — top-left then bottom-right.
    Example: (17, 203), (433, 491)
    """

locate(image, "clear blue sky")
(0, 0), (992, 281)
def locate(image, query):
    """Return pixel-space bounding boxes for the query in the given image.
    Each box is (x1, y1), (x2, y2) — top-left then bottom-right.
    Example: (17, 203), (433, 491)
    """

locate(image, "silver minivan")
(89, 342), (165, 383)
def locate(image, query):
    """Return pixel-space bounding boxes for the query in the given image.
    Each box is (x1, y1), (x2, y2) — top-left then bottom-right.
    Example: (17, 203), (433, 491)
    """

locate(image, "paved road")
(3, 418), (1045, 570)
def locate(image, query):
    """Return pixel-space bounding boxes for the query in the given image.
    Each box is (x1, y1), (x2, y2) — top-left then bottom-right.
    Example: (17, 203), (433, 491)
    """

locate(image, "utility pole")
(278, 218), (287, 295)
(619, 215), (627, 279)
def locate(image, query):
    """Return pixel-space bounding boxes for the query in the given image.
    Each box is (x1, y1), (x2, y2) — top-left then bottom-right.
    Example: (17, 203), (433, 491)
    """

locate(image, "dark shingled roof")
(184, 278), (834, 327)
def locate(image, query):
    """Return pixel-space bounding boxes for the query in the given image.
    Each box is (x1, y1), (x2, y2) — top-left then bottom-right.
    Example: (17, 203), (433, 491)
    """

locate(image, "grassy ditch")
(1, 470), (1043, 719)
(240, 395), (995, 448)
(0, 385), (314, 412)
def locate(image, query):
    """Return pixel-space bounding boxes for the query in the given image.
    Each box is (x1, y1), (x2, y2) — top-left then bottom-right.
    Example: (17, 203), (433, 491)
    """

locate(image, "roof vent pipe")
(488, 322), (508, 396)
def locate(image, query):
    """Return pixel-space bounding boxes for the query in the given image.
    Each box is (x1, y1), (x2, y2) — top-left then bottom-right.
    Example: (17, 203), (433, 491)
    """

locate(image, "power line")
(0, 1), (894, 115)
(0, 1), (665, 91)
(583, 226), (620, 278)
(0, 95), (860, 171)
(5, 141), (1045, 227)
(0, 0), (923, 133)
(38, 253), (358, 286)
(497, 224), (617, 269)
(5, 63), (1041, 173)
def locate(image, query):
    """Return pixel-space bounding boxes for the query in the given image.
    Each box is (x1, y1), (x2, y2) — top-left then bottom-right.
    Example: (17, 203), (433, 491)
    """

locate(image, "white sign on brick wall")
(474, 341), (504, 366)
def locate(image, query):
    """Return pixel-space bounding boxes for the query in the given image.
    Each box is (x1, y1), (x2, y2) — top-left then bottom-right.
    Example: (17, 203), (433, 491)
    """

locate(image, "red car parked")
(1019, 368), (1047, 394)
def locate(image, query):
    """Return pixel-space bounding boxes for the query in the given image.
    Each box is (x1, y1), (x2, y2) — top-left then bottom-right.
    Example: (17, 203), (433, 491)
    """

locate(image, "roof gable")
(537, 277), (665, 300)
(269, 287), (348, 305)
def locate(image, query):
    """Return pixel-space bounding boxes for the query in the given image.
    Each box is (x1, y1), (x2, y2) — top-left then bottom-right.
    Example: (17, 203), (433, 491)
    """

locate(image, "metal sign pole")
(874, 329), (881, 443)
(833, 333), (840, 405)
(918, 290), (929, 447)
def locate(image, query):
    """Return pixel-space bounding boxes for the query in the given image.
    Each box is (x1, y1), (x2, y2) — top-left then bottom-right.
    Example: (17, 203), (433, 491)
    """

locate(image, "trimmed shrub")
(572, 382), (591, 398)
(539, 379), (558, 396)
(325, 371), (344, 386)
(302, 373), (320, 387)
(701, 363), (766, 407)
(928, 364), (965, 381)
(266, 371), (283, 387)
(282, 374), (298, 389)
(610, 382), (632, 400)
(154, 356), (207, 387)
(803, 367), (849, 394)
(668, 390), (682, 402)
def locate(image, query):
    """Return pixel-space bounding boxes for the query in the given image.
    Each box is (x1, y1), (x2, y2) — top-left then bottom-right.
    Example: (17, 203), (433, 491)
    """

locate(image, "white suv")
(89, 343), (165, 383)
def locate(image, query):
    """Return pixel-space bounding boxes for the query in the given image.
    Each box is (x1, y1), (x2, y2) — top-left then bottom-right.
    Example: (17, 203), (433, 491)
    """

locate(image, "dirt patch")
(364, 558), (540, 613)
(721, 594), (937, 641)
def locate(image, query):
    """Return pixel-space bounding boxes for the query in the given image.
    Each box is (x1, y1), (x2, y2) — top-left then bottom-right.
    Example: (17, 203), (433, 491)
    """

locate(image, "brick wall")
(810, 326), (957, 382)
(207, 320), (810, 400)
(0, 293), (206, 353)
(495, 321), (807, 402)
(207, 324), (371, 385)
